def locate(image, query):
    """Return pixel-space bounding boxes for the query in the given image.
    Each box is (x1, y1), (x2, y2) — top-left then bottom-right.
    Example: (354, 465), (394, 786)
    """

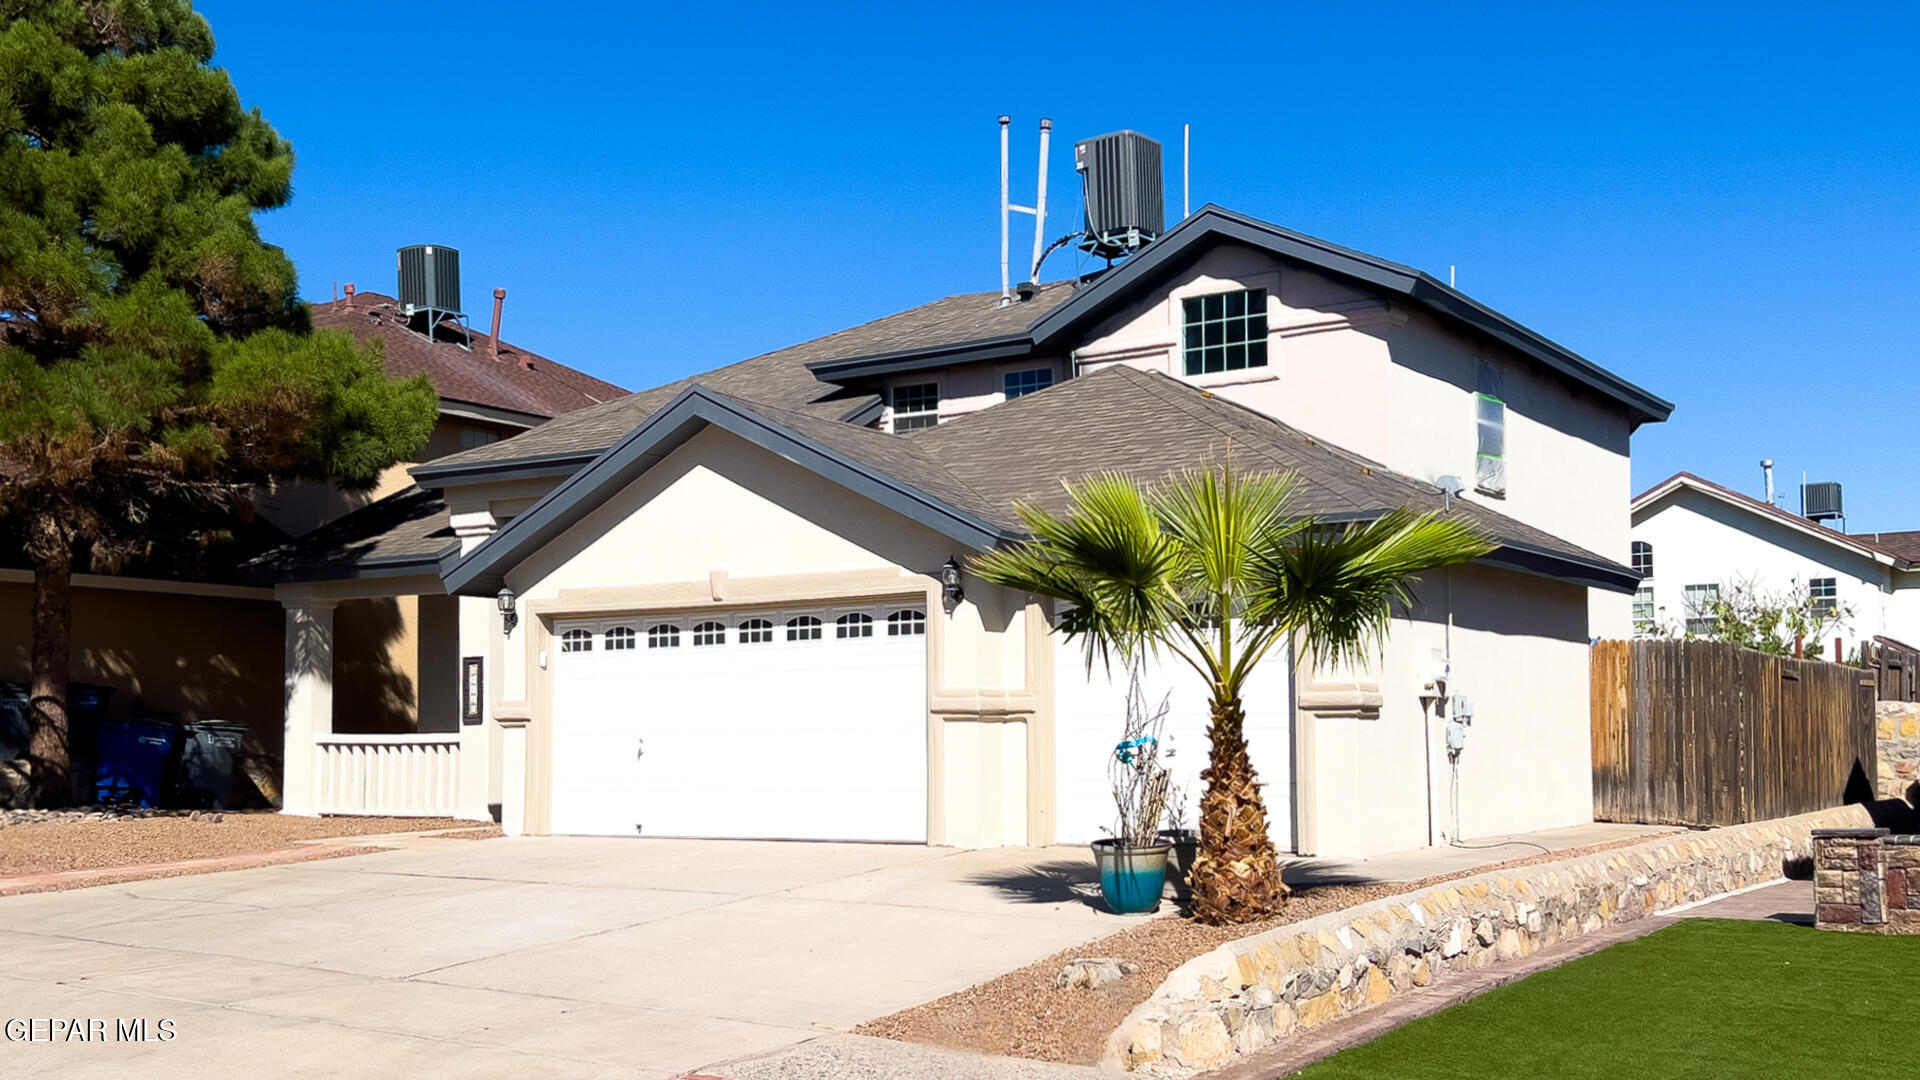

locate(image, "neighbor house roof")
(269, 365), (1638, 594)
(242, 485), (456, 583)
(1632, 472), (1915, 571)
(311, 293), (629, 424)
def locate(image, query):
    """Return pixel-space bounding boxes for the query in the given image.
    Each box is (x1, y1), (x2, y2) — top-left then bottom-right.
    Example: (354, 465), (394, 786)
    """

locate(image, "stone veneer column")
(1814, 827), (1889, 930)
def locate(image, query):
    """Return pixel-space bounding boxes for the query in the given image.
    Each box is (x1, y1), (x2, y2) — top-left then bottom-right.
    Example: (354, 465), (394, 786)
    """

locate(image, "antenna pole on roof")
(1029, 119), (1051, 284)
(1183, 122), (1191, 218)
(999, 116), (1012, 306)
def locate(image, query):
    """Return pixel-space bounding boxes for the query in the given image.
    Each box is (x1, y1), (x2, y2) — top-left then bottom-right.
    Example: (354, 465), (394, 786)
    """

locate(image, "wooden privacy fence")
(1861, 637), (1920, 703)
(1591, 639), (1876, 827)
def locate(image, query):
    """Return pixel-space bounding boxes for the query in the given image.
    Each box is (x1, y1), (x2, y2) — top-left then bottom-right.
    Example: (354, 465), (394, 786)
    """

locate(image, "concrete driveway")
(2, 836), (1135, 1079)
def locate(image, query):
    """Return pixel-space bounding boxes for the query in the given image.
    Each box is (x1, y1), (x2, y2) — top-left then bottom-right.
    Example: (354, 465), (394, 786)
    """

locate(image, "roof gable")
(439, 386), (1011, 595)
(1632, 472), (1909, 570)
(1026, 207), (1673, 427)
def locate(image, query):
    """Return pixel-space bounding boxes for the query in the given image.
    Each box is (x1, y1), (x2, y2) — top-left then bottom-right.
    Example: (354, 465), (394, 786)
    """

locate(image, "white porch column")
(281, 598), (337, 816)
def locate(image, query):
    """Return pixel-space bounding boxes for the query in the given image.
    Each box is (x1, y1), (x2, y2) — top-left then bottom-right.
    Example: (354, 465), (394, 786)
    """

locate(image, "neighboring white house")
(1629, 472), (1920, 649)
(250, 206), (1671, 858)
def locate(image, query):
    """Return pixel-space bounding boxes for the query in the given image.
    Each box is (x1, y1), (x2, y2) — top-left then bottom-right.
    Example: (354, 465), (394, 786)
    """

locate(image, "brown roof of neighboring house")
(1863, 531), (1920, 564)
(311, 292), (628, 421)
(1633, 471), (1916, 569)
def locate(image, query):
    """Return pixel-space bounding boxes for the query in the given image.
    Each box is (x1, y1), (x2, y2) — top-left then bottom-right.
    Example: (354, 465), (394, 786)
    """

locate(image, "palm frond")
(1255, 509), (1493, 668)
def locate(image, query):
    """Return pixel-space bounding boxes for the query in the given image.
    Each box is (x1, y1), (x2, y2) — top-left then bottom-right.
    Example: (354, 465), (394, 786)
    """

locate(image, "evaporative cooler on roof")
(1075, 131), (1164, 261)
(396, 244), (471, 348)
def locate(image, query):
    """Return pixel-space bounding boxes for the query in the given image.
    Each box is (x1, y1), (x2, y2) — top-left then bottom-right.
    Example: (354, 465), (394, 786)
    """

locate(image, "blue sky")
(199, 2), (1917, 529)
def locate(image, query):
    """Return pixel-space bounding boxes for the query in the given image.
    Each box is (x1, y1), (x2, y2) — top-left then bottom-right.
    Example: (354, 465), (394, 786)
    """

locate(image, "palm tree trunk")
(1189, 693), (1288, 924)
(26, 519), (74, 809)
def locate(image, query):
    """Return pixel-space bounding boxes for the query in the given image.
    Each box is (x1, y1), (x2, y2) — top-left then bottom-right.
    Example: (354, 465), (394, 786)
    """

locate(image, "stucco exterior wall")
(880, 357), (1068, 429)
(0, 580), (283, 753)
(488, 426), (1040, 845)
(1308, 564), (1593, 858)
(1065, 244), (1635, 639)
(1630, 488), (1900, 647)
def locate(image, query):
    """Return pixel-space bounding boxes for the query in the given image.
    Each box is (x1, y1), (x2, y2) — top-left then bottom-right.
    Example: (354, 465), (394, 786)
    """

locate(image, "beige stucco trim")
(276, 573), (445, 603)
(1023, 600), (1057, 847)
(530, 568), (930, 618)
(930, 689), (1036, 717)
(1296, 681), (1384, 719)
(1290, 634), (1318, 856)
(521, 612), (555, 836)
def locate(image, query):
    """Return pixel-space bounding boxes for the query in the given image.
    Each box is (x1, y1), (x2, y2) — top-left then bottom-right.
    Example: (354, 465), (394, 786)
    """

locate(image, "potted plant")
(1091, 668), (1177, 914)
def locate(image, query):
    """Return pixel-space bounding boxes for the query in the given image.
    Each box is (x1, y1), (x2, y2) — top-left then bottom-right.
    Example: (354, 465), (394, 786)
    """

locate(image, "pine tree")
(0, 1), (438, 805)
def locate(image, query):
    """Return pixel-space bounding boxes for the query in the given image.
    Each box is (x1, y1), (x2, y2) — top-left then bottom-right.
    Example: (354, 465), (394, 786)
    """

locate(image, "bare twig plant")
(1109, 664), (1175, 847)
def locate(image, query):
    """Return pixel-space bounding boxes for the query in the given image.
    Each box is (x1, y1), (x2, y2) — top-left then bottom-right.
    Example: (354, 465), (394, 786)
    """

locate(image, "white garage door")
(549, 601), (929, 841)
(1054, 635), (1293, 850)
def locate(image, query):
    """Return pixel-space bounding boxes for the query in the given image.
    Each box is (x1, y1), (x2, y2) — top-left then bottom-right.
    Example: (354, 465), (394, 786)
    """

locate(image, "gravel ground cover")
(856, 832), (1683, 1064)
(0, 811), (482, 877)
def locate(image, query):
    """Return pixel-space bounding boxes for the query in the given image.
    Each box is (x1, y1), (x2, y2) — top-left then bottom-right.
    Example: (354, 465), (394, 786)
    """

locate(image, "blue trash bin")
(94, 718), (180, 808)
(0, 682), (27, 762)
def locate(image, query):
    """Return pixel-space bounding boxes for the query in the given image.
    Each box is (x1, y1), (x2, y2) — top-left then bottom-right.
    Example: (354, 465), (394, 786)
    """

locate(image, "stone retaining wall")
(1877, 701), (1920, 802)
(1107, 805), (1874, 1074)
(1812, 828), (1920, 933)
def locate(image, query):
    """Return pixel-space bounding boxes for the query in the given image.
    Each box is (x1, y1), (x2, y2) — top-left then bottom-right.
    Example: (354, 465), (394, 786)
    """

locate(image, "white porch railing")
(313, 733), (460, 816)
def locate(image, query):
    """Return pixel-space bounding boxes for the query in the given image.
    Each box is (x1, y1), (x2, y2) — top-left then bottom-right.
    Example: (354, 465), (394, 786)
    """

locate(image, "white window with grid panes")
(1632, 586), (1656, 635)
(1683, 584), (1719, 635)
(890, 382), (939, 432)
(1809, 577), (1839, 615)
(1003, 368), (1053, 399)
(1182, 288), (1269, 376)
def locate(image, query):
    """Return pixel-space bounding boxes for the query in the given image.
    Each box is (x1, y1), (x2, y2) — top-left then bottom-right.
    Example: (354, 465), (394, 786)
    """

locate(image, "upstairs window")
(1632, 586), (1656, 636)
(1182, 288), (1268, 376)
(460, 427), (500, 450)
(891, 383), (939, 432)
(1683, 584), (1719, 635)
(1809, 577), (1839, 615)
(1003, 368), (1054, 399)
(1632, 541), (1653, 579)
(1475, 360), (1507, 497)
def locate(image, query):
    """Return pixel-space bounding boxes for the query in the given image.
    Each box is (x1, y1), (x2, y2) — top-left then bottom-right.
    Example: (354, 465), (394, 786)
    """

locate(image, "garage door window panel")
(560, 628), (593, 653)
(787, 615), (823, 642)
(836, 612), (874, 639)
(739, 618), (774, 644)
(605, 626), (636, 651)
(648, 625), (681, 649)
(887, 609), (927, 636)
(691, 621), (726, 646)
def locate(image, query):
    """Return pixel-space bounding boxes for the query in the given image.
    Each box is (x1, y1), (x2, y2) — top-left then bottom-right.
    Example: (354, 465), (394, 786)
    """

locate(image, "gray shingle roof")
(415, 282), (1079, 476)
(262, 364), (1631, 590)
(913, 364), (1623, 575)
(242, 485), (454, 582)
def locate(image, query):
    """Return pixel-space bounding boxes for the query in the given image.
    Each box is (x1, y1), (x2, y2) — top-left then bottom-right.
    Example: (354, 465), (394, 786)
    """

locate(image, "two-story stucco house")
(1630, 471), (1920, 649)
(251, 207), (1671, 858)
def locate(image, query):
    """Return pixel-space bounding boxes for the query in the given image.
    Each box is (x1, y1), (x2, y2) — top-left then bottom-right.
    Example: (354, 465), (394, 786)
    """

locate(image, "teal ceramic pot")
(1091, 838), (1172, 914)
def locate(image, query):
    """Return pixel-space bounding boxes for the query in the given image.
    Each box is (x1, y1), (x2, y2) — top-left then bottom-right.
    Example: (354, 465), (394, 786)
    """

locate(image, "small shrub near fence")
(1592, 639), (1877, 828)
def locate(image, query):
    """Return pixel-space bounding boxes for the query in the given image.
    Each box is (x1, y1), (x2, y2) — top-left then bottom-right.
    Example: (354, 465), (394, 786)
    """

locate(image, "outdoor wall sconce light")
(940, 557), (965, 613)
(497, 587), (518, 637)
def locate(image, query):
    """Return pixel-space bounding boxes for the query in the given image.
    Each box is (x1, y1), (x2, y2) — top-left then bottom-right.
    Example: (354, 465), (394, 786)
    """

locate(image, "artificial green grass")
(1294, 919), (1920, 1080)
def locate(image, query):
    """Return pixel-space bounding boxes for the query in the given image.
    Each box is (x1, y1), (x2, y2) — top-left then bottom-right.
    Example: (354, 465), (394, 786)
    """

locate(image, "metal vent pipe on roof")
(489, 288), (507, 361)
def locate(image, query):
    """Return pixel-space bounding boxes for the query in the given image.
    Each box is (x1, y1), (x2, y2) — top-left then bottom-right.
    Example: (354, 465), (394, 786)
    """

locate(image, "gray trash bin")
(173, 721), (248, 810)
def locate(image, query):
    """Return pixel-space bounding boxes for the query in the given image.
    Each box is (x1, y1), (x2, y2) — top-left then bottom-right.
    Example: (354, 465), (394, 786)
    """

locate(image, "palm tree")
(972, 462), (1492, 924)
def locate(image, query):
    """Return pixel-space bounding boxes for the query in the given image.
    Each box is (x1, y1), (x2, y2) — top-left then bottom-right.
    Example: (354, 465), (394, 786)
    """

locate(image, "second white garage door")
(549, 601), (929, 841)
